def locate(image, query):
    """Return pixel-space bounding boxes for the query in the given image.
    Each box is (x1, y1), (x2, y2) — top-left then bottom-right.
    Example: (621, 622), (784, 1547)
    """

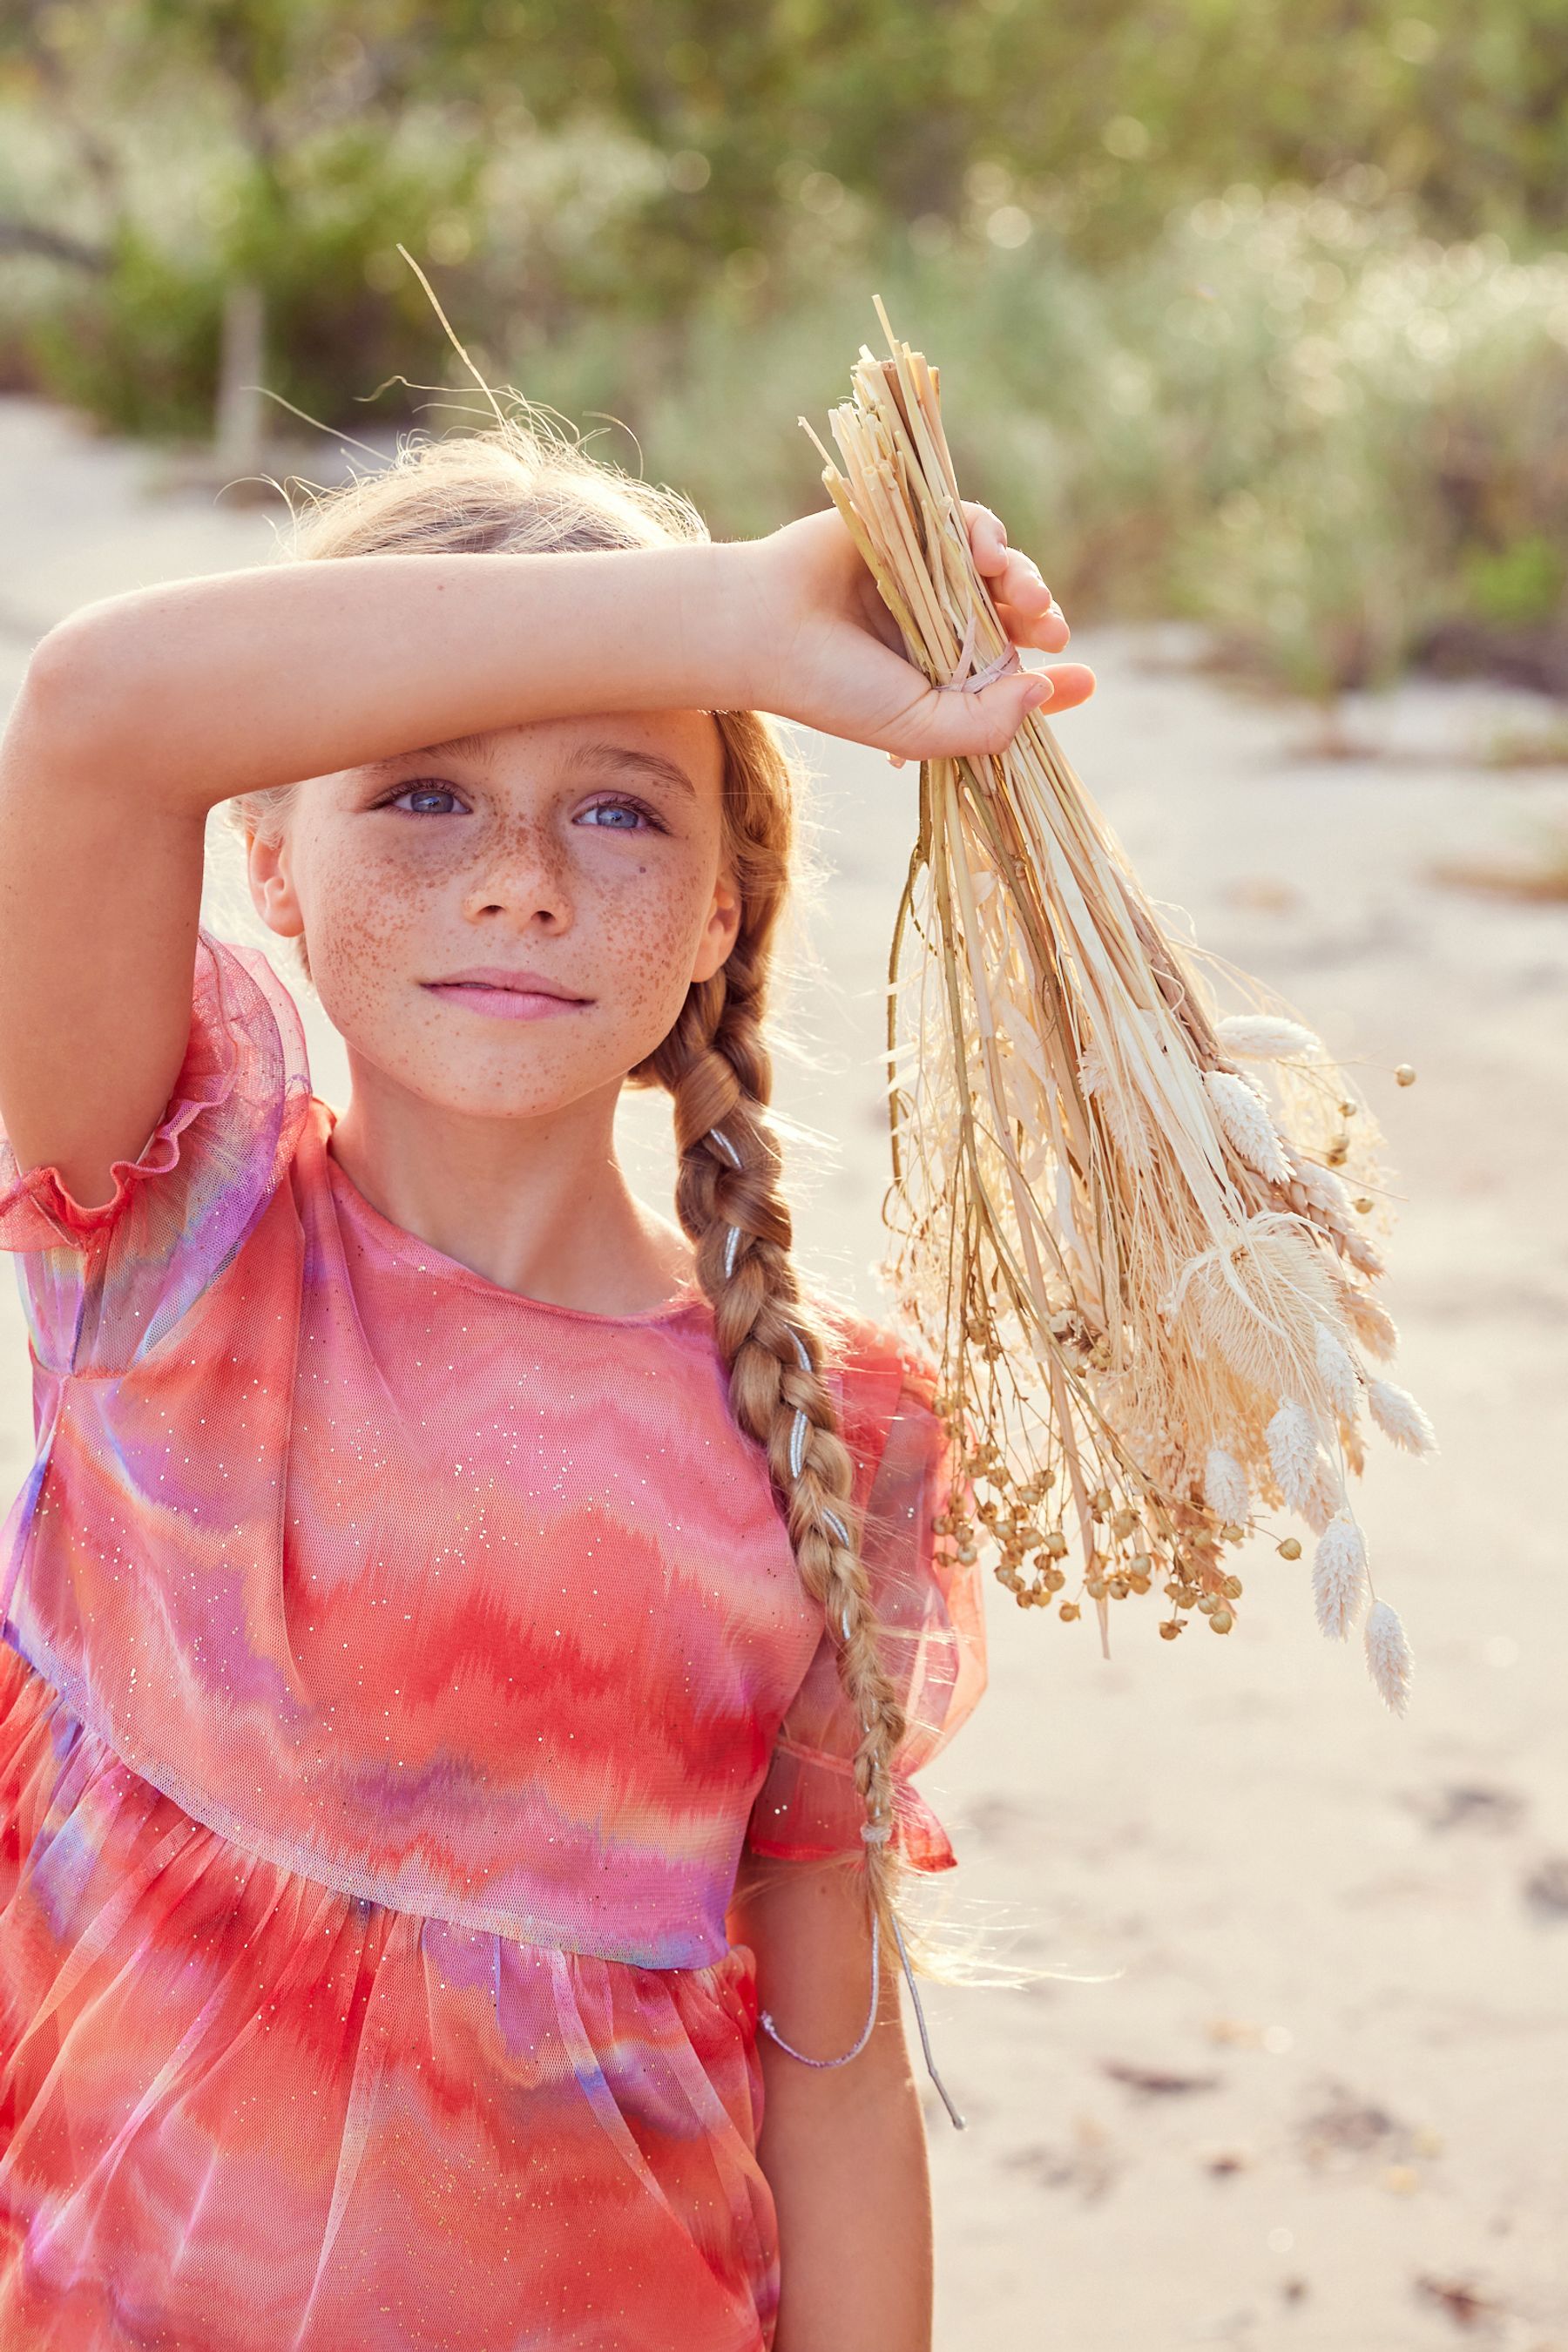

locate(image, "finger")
(963, 502), (1009, 576)
(1026, 660), (1096, 714)
(990, 545), (1053, 613)
(995, 598), (1071, 654)
(893, 672), (1048, 761)
(937, 661), (1097, 754)
(885, 664), (1098, 763)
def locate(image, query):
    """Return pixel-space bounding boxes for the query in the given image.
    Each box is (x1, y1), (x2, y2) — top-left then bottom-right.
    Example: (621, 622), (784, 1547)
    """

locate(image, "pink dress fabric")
(0, 930), (987, 2351)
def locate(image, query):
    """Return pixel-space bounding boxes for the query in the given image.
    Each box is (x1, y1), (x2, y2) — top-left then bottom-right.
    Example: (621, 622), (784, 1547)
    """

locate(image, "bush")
(4, 127), (1565, 696)
(509, 186), (1568, 699)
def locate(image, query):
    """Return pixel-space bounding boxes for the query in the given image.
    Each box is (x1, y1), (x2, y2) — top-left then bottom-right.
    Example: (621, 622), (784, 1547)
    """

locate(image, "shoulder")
(814, 1294), (936, 1379)
(808, 1299), (968, 1612)
(808, 1294), (945, 1493)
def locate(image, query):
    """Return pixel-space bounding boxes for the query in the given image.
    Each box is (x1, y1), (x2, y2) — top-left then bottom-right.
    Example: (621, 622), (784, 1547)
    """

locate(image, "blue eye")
(578, 799), (655, 832)
(390, 784), (466, 815)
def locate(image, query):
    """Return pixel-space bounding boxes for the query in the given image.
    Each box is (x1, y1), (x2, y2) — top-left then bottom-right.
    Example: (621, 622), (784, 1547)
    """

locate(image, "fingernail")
(1024, 679), (1056, 707)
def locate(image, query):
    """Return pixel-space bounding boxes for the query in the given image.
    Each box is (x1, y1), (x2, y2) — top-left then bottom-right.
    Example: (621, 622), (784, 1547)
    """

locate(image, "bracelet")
(758, 1905), (880, 2069)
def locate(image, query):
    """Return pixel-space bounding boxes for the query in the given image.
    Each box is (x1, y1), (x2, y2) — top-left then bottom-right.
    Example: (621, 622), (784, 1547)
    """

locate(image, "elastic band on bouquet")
(883, 612), (1024, 766)
(941, 605), (1023, 693)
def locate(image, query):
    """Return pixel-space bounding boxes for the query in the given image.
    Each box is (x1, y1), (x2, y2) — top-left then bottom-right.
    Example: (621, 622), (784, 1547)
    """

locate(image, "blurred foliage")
(0, 0), (1565, 691)
(551, 189), (1568, 700)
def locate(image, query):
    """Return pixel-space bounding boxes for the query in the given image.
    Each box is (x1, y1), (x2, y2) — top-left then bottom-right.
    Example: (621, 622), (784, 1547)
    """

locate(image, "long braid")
(629, 706), (943, 2054)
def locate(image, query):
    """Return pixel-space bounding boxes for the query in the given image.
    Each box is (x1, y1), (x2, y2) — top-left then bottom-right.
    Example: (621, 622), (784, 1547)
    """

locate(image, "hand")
(739, 498), (1097, 762)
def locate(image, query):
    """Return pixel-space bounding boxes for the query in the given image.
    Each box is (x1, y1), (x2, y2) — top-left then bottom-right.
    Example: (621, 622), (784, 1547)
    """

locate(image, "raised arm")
(0, 540), (757, 1208)
(0, 505), (1082, 1209)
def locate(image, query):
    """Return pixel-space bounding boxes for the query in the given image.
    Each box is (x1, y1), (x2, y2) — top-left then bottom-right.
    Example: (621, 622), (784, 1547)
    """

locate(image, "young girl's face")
(247, 709), (740, 1120)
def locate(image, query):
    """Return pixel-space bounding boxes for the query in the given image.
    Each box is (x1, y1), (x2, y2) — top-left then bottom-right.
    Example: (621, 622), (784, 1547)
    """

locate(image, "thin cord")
(757, 1878), (968, 2128)
(891, 1913), (967, 2130)
(758, 1902), (881, 2069)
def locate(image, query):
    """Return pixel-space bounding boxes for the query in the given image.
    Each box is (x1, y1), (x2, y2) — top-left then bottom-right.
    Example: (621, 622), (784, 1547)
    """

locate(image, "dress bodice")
(0, 933), (987, 1970)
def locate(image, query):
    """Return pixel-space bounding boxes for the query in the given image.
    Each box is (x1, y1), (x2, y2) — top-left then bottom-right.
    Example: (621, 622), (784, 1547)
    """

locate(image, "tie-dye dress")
(0, 930), (987, 2352)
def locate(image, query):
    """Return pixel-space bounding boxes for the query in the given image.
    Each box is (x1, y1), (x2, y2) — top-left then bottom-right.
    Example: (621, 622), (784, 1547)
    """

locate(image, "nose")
(460, 817), (573, 931)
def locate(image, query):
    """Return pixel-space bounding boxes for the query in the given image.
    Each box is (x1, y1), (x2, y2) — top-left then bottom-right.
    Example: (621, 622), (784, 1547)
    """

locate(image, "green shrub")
(4, 125), (1565, 695)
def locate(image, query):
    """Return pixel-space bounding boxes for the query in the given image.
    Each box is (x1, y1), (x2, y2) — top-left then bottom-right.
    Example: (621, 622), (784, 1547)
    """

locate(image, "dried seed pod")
(1315, 1321), (1362, 1423)
(1267, 1401), (1322, 1514)
(1215, 1014), (1323, 1061)
(1313, 1516), (1369, 1641)
(1204, 1446), (1250, 1523)
(1368, 1379), (1438, 1456)
(1364, 1599), (1414, 1711)
(1205, 1071), (1294, 1185)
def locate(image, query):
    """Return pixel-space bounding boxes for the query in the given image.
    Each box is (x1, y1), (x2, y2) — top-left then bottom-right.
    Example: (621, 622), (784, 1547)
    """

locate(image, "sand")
(3, 393), (1566, 2349)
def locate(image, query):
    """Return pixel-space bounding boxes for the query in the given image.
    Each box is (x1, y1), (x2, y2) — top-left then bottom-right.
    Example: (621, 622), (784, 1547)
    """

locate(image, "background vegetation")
(2, 0), (1565, 696)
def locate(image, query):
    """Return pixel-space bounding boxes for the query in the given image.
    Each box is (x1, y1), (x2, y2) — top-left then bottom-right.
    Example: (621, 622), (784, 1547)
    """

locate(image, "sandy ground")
(3, 394), (1567, 2350)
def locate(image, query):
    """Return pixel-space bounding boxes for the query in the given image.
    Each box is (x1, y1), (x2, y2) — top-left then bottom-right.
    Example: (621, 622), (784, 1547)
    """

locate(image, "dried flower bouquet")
(808, 302), (1434, 1711)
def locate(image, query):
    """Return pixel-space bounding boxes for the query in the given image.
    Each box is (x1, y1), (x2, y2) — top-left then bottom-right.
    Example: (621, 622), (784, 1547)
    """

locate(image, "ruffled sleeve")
(0, 929), (311, 1375)
(744, 1317), (987, 1874)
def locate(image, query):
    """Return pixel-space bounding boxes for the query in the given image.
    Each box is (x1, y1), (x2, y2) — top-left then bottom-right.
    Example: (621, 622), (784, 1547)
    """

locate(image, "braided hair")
(635, 706), (916, 1967)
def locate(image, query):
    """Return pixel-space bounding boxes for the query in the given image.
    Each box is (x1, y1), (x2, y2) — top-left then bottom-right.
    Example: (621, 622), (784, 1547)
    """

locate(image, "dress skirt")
(0, 1639), (778, 2352)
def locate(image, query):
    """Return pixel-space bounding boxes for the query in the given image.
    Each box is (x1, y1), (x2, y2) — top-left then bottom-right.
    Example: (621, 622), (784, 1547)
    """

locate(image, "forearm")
(25, 539), (764, 811)
(758, 2024), (934, 2352)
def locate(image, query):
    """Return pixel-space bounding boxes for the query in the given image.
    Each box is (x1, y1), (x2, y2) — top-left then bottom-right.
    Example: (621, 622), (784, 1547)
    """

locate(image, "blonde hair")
(238, 415), (950, 2008)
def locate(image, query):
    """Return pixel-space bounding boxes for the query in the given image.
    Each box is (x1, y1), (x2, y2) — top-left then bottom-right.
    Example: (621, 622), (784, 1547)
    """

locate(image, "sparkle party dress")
(0, 930), (987, 2352)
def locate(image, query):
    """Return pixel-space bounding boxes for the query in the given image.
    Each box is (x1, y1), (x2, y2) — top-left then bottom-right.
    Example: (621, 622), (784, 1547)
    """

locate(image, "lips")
(425, 967), (590, 999)
(420, 969), (594, 1021)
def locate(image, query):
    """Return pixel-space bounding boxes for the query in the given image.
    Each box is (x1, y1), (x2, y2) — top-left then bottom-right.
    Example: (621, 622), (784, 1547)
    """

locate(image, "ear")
(245, 819), (306, 942)
(690, 865), (742, 986)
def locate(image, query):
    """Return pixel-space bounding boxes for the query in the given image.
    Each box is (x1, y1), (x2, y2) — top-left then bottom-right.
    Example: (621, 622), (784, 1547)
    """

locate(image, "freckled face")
(252, 711), (736, 1119)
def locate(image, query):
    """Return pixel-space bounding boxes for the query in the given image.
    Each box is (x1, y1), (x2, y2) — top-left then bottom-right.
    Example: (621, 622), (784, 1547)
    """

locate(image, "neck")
(327, 1060), (694, 1314)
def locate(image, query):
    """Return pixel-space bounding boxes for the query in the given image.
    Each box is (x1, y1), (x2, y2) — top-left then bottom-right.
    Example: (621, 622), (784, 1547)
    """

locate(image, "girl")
(0, 410), (1093, 2351)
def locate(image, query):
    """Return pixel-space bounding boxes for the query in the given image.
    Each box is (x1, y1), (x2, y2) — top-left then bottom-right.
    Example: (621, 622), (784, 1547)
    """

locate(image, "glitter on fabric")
(0, 929), (987, 2350)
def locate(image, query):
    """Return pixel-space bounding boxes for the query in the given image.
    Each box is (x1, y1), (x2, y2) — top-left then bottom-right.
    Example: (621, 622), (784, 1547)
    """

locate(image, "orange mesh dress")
(0, 931), (988, 2352)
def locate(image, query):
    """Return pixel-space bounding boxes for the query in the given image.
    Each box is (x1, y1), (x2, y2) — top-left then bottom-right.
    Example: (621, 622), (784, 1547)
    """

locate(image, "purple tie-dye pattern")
(0, 929), (986, 2349)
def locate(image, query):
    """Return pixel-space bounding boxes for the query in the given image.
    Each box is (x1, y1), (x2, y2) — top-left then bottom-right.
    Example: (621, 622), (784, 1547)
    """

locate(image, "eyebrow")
(362, 734), (699, 800)
(564, 741), (699, 800)
(363, 731), (500, 775)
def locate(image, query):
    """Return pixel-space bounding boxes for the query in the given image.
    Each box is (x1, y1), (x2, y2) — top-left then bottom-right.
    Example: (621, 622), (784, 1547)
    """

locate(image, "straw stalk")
(808, 302), (1433, 1712)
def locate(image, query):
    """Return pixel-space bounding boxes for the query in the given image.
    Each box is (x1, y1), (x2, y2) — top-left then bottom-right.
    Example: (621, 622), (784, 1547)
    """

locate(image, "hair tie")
(723, 1226), (741, 1280)
(788, 1409), (809, 1480)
